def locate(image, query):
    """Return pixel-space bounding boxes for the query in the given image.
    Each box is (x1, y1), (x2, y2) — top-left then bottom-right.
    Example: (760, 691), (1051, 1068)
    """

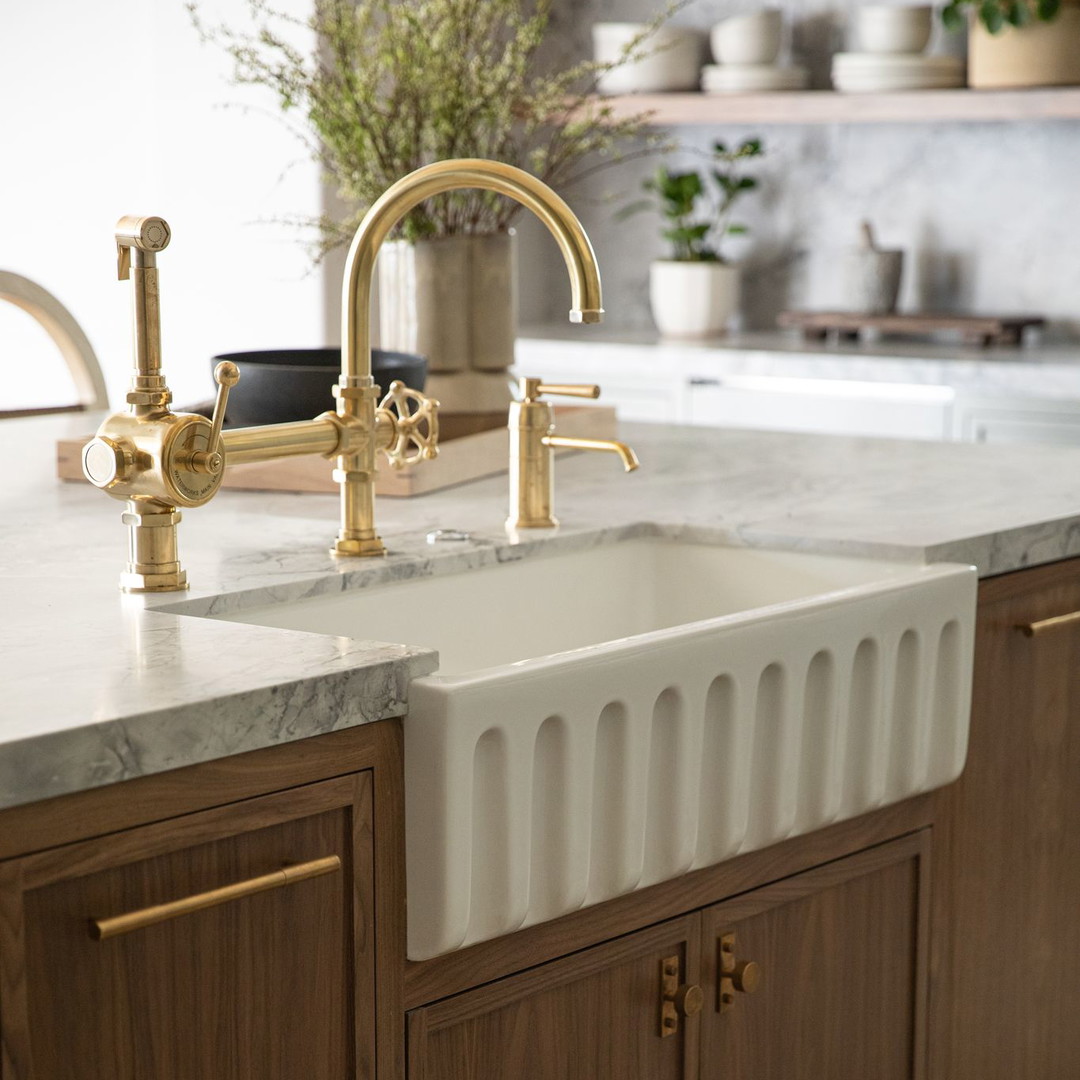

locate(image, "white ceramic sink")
(209, 536), (977, 960)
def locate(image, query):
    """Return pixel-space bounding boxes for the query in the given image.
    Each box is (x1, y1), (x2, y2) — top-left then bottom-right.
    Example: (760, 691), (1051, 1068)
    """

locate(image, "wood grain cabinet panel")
(407, 915), (701, 1080)
(700, 833), (930, 1080)
(932, 559), (1080, 1080)
(0, 774), (375, 1080)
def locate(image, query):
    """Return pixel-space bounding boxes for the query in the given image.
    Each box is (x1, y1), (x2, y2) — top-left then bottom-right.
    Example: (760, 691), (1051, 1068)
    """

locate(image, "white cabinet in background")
(686, 375), (955, 441)
(953, 397), (1080, 446)
(515, 337), (1080, 446)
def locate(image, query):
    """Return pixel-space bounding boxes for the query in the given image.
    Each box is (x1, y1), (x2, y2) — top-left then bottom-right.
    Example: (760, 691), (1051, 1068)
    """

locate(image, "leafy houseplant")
(633, 139), (764, 338)
(942, 0), (1062, 34)
(941, 0), (1080, 87)
(189, 0), (663, 402)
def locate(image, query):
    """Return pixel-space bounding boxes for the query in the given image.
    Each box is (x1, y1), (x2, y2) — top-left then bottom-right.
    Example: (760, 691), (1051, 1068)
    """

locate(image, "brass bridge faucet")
(82, 160), (605, 592)
(508, 377), (639, 529)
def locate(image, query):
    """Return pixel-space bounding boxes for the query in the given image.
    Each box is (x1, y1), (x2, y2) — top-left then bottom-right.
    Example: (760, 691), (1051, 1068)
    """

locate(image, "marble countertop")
(3, 409), (1080, 811)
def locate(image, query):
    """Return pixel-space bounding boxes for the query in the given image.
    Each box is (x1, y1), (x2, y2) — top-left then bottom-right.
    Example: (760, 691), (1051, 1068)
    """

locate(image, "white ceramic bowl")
(851, 5), (933, 55)
(594, 23), (703, 93)
(710, 9), (783, 66)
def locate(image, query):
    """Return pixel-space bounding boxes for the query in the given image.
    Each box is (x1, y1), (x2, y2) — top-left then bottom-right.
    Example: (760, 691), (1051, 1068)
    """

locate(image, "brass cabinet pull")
(718, 933), (761, 1013)
(659, 954), (703, 1038)
(90, 855), (341, 941)
(1016, 610), (1080, 638)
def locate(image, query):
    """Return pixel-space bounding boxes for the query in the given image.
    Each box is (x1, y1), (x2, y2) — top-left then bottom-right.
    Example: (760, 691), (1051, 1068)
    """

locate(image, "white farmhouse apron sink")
(208, 537), (976, 960)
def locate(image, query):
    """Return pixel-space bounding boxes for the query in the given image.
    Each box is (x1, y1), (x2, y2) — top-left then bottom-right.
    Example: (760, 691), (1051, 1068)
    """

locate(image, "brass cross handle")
(378, 380), (440, 469)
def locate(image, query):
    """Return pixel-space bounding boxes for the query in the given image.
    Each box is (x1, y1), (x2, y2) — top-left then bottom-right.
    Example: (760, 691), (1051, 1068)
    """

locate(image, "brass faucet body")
(507, 377), (639, 529)
(84, 161), (606, 592)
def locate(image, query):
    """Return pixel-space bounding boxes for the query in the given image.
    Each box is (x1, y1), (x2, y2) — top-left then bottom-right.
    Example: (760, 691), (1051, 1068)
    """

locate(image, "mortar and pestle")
(842, 221), (904, 315)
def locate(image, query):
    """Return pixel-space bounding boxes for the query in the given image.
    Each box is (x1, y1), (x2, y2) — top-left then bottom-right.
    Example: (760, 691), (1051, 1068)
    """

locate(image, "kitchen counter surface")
(2, 409), (1080, 811)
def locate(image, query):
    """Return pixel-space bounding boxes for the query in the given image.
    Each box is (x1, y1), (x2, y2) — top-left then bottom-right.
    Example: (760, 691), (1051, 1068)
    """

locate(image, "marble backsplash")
(516, 0), (1080, 340)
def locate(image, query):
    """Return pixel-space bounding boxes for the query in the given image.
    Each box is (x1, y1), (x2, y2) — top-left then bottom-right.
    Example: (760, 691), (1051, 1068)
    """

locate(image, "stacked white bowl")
(833, 5), (964, 92)
(593, 23), (703, 93)
(703, 9), (808, 93)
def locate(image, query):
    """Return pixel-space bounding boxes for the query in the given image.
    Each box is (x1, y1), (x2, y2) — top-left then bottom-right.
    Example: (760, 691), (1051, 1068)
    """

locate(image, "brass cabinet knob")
(674, 983), (704, 1017)
(730, 959), (761, 995)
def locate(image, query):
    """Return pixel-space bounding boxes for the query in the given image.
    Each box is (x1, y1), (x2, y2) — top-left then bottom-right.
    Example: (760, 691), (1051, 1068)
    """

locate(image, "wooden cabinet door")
(0, 774), (373, 1080)
(932, 561), (1080, 1080)
(700, 832), (930, 1080)
(407, 914), (700, 1080)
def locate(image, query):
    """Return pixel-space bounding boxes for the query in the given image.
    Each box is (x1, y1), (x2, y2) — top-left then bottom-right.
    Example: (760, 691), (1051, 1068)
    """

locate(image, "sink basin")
(207, 536), (976, 960)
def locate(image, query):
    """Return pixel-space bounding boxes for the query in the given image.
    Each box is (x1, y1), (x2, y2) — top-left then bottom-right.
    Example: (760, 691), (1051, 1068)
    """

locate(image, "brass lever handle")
(208, 361), (240, 451)
(1016, 610), (1080, 637)
(174, 362), (239, 477)
(536, 382), (600, 400)
(90, 855), (341, 940)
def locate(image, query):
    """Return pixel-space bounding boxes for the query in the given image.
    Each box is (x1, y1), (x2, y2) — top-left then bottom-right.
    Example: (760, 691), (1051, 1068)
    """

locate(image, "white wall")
(0, 0), (325, 412)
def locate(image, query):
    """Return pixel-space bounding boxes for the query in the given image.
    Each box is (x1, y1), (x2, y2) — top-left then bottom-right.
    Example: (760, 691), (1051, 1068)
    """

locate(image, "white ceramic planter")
(969, 5), (1080, 88)
(649, 261), (740, 338)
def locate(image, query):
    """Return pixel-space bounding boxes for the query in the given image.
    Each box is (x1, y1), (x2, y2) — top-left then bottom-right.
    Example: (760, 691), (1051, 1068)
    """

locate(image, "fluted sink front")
(210, 537), (977, 960)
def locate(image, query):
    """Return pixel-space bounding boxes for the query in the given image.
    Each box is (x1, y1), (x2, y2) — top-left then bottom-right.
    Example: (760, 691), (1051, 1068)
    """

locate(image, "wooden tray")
(56, 406), (617, 498)
(778, 310), (1045, 347)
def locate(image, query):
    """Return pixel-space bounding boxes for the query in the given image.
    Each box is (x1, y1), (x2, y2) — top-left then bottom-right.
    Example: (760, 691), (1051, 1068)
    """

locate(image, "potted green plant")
(942, 0), (1080, 88)
(629, 138), (764, 339)
(189, 0), (664, 412)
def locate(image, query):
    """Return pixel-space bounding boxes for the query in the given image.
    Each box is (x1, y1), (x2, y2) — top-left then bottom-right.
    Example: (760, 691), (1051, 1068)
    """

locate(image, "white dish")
(594, 22), (703, 93)
(702, 63), (808, 93)
(710, 9), (784, 66)
(833, 52), (962, 71)
(834, 72), (964, 91)
(851, 5), (933, 55)
(832, 52), (963, 91)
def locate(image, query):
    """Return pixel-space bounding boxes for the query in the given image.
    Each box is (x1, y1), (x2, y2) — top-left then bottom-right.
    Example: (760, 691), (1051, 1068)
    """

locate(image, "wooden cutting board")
(778, 310), (1045, 347)
(56, 406), (617, 498)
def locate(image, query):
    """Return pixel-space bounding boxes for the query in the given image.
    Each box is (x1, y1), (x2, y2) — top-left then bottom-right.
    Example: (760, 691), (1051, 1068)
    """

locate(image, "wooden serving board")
(56, 406), (617, 498)
(778, 310), (1045, 347)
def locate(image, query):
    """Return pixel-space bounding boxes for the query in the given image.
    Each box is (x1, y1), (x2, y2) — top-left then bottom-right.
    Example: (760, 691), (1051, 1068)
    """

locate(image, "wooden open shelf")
(599, 86), (1080, 125)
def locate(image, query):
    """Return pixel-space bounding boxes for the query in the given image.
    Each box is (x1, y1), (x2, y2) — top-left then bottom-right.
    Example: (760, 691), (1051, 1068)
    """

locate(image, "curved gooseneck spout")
(331, 158), (605, 558)
(339, 158), (604, 389)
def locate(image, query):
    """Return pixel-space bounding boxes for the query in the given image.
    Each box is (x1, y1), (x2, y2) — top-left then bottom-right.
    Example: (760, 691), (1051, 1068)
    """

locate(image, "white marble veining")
(2, 409), (1080, 811)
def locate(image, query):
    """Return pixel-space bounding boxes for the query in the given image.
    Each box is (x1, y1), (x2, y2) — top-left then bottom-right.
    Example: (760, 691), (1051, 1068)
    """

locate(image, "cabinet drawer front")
(0, 774), (373, 1080)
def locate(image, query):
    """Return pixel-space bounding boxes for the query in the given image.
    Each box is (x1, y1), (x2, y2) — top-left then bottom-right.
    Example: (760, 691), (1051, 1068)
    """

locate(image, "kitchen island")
(1, 411), (1078, 1080)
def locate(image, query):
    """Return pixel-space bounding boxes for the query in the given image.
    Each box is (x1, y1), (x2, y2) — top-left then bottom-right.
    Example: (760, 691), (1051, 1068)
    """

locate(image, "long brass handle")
(90, 855), (341, 941)
(1016, 610), (1080, 638)
(536, 383), (600, 399)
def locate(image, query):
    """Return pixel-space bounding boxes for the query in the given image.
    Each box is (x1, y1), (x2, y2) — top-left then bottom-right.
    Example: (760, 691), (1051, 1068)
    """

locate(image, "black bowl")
(212, 348), (427, 427)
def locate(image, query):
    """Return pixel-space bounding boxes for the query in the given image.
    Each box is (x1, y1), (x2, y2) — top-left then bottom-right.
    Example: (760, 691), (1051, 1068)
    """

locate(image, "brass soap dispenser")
(507, 376), (639, 529)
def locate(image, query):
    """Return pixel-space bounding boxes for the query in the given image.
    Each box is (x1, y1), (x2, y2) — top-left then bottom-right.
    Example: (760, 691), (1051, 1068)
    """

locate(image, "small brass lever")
(182, 361), (240, 476)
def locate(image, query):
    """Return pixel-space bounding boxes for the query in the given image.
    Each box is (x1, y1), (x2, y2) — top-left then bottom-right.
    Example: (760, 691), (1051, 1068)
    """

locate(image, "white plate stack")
(704, 9), (808, 94)
(833, 5), (964, 92)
